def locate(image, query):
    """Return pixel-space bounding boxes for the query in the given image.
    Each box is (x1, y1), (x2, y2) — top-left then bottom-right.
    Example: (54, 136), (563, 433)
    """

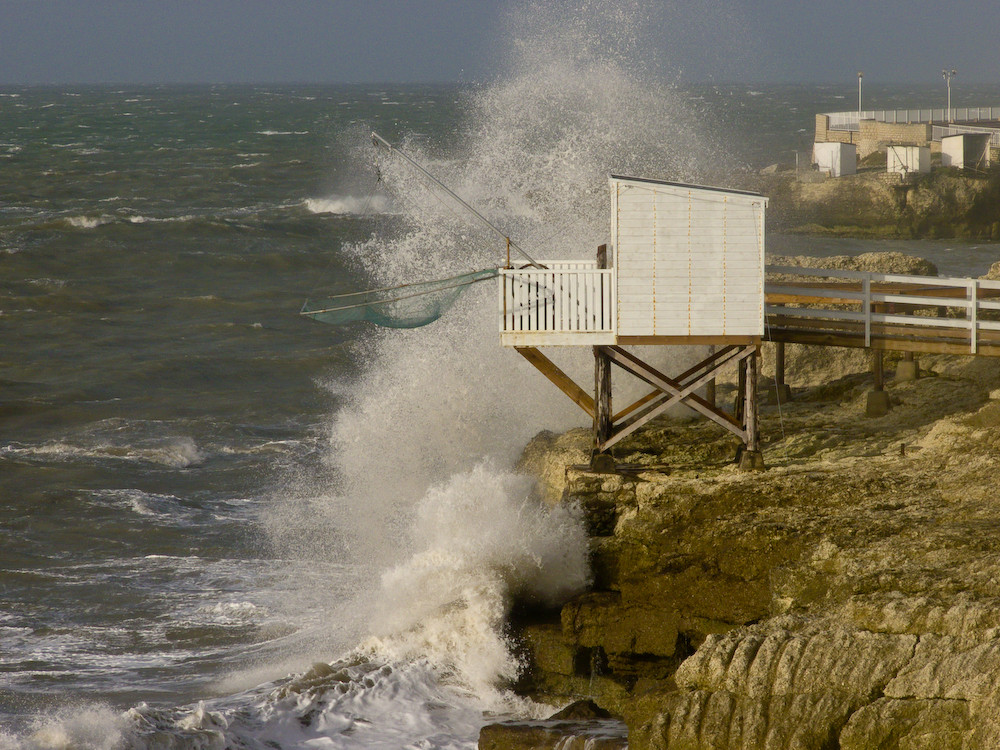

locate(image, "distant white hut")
(941, 133), (992, 169)
(887, 145), (930, 175)
(813, 142), (857, 177)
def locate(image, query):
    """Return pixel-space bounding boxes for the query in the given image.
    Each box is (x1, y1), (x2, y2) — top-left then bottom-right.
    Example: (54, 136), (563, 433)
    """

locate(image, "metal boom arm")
(370, 132), (540, 268)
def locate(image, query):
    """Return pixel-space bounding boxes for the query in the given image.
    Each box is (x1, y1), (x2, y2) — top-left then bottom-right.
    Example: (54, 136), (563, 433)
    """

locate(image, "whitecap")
(65, 215), (112, 229)
(13, 703), (130, 750)
(303, 194), (392, 215)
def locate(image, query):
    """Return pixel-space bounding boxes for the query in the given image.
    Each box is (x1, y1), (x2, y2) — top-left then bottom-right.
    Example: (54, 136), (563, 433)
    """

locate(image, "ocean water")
(6, 9), (1000, 749)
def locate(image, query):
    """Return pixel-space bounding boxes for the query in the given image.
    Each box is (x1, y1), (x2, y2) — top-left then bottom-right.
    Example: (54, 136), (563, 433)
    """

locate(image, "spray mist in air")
(264, 0), (715, 699)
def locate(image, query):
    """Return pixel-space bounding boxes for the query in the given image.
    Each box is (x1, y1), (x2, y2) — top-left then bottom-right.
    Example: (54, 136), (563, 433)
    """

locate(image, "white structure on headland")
(941, 133), (992, 169)
(887, 145), (930, 175)
(500, 176), (768, 465)
(813, 142), (857, 177)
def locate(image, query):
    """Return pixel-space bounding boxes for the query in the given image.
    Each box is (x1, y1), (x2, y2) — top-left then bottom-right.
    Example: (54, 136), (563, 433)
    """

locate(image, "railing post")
(500, 272), (507, 334)
(593, 245), (613, 460)
(864, 276), (872, 347)
(970, 280), (979, 354)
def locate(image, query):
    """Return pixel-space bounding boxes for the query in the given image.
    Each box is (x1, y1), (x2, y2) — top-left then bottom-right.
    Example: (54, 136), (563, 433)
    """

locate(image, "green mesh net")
(301, 268), (498, 329)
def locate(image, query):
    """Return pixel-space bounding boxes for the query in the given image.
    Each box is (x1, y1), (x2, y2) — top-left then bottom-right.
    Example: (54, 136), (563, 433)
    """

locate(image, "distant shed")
(887, 145), (930, 175)
(610, 175), (767, 339)
(813, 142), (857, 177)
(941, 133), (992, 169)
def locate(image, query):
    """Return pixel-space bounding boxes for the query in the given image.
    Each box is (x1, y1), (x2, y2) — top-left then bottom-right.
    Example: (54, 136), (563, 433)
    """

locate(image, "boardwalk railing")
(500, 263), (615, 345)
(932, 124), (1000, 148)
(826, 106), (1000, 132)
(766, 266), (1000, 354)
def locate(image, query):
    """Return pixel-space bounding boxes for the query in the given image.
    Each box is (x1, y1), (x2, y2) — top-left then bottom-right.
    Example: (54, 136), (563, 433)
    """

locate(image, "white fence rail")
(500, 266), (615, 341)
(766, 266), (1000, 354)
(932, 124), (1000, 148)
(825, 106), (1000, 132)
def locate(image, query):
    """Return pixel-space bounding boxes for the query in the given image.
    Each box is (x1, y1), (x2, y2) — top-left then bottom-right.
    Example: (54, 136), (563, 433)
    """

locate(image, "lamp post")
(857, 71), (863, 125)
(942, 68), (957, 123)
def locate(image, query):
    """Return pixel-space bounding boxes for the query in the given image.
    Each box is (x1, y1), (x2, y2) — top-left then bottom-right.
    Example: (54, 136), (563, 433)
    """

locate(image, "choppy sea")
(5, 19), (1000, 749)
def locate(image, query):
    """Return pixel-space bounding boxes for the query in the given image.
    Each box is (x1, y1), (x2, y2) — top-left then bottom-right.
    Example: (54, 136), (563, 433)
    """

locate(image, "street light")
(858, 72), (863, 124)
(942, 68), (957, 123)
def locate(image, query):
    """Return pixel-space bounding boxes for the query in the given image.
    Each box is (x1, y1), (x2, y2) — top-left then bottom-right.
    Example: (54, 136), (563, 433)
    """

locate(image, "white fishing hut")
(500, 176), (768, 467)
(887, 145), (930, 176)
(813, 142), (857, 177)
(941, 133), (992, 169)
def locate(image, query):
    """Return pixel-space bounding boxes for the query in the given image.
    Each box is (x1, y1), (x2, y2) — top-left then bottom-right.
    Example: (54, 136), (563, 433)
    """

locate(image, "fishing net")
(301, 268), (499, 328)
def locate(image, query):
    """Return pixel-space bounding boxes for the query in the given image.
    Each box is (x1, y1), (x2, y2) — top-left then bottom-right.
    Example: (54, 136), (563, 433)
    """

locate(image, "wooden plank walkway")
(764, 266), (1000, 357)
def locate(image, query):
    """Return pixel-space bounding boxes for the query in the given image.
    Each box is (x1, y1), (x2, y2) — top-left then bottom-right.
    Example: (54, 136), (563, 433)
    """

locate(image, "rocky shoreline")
(485, 253), (1000, 749)
(751, 166), (1000, 240)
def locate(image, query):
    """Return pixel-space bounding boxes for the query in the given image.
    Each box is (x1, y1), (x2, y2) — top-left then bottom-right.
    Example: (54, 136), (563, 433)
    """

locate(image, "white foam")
(65, 215), (112, 229)
(361, 463), (589, 701)
(7, 435), (204, 468)
(303, 194), (392, 215)
(11, 704), (130, 750)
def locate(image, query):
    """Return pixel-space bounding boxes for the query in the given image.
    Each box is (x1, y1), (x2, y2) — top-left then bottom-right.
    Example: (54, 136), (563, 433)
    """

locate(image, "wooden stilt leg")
(866, 348), (891, 417)
(775, 341), (785, 388)
(705, 345), (716, 408)
(735, 356), (746, 423)
(746, 347), (759, 453)
(593, 345), (613, 470)
(739, 346), (765, 471)
(770, 341), (792, 403)
(591, 243), (615, 472)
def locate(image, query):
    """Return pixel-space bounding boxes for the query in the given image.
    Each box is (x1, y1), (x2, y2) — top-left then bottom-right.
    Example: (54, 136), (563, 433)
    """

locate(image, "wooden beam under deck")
(515, 346), (595, 418)
(597, 345), (752, 452)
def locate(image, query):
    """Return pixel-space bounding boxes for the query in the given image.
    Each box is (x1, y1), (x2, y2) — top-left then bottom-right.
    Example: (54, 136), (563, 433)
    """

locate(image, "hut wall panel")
(613, 177), (764, 338)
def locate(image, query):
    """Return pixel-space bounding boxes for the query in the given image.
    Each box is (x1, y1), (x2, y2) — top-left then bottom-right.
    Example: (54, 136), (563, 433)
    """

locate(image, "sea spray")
(360, 463), (590, 701)
(246, 3), (729, 747)
(263, 0), (716, 683)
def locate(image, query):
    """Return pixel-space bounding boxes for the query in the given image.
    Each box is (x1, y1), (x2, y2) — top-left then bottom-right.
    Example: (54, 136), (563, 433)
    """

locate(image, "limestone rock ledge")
(511, 341), (1000, 749)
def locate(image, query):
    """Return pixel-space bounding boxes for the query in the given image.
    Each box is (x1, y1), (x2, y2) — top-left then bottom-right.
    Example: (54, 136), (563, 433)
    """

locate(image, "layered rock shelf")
(753, 167), (1000, 240)
(496, 276), (1000, 748)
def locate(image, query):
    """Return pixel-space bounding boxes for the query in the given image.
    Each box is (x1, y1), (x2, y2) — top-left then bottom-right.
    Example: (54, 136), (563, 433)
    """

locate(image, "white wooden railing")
(499, 264), (615, 344)
(932, 124), (1000, 148)
(826, 106), (1000, 132)
(766, 266), (1000, 354)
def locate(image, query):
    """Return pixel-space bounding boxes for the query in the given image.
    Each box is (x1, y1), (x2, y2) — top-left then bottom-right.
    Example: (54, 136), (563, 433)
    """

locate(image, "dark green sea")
(4, 76), (1000, 748)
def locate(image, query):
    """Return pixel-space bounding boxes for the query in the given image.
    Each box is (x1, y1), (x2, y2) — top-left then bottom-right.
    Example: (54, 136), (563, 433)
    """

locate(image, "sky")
(2, 0), (1000, 86)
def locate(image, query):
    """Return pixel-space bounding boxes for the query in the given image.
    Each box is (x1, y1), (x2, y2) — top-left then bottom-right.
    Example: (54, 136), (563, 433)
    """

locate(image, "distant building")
(887, 145), (930, 175)
(815, 106), (1000, 164)
(813, 142), (856, 177)
(941, 133), (992, 169)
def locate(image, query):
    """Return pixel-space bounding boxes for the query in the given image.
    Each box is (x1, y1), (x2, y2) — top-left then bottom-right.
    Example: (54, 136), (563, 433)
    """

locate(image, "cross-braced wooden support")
(516, 341), (763, 462)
